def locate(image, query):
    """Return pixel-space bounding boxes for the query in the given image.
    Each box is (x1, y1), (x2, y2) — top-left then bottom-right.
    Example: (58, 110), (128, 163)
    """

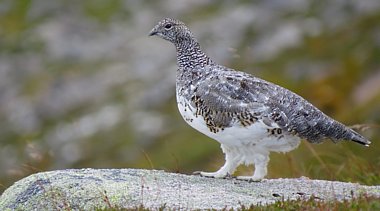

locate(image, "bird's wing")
(191, 70), (277, 130)
(192, 68), (350, 143)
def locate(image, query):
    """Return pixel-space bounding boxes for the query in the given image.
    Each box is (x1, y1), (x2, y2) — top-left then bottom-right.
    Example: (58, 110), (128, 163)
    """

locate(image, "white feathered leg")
(194, 144), (239, 178)
(237, 152), (269, 182)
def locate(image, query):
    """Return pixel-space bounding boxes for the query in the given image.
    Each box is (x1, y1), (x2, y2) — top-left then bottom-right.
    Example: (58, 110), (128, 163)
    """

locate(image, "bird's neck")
(175, 37), (213, 69)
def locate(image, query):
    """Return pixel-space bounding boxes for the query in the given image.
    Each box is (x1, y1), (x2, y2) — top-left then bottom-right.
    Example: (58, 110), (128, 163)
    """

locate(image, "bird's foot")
(236, 175), (263, 182)
(193, 171), (233, 179)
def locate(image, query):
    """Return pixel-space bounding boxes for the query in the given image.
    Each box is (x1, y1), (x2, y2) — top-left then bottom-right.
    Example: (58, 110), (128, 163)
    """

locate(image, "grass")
(94, 194), (380, 210)
(243, 195), (380, 211)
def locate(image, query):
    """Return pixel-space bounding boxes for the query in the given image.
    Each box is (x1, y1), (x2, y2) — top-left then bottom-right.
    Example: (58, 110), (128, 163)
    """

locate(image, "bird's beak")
(149, 28), (158, 36)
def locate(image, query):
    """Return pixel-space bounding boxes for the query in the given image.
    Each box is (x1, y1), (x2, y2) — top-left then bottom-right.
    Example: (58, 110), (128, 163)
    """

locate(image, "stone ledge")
(0, 168), (379, 210)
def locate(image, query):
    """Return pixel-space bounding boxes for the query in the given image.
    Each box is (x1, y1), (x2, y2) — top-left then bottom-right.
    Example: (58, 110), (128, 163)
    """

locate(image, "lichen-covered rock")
(0, 168), (379, 210)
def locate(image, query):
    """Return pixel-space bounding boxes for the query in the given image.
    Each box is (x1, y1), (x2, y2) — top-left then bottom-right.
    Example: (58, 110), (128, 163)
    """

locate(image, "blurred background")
(1, 0), (380, 193)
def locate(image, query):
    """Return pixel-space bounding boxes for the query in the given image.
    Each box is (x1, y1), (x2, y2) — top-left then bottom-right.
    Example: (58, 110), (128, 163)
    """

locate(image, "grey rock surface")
(0, 169), (379, 210)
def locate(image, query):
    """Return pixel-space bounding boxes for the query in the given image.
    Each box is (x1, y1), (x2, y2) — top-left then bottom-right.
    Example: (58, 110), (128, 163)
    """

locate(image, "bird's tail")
(348, 129), (371, 147)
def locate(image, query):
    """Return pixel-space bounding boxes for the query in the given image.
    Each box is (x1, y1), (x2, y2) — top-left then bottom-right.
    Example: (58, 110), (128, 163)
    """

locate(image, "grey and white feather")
(149, 18), (371, 181)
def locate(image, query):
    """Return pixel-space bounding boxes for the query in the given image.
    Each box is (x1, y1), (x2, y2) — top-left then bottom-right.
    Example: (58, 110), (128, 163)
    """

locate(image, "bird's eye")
(164, 23), (172, 29)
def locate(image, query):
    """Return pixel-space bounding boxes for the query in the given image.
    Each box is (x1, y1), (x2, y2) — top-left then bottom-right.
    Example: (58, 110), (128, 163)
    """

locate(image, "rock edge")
(0, 168), (379, 210)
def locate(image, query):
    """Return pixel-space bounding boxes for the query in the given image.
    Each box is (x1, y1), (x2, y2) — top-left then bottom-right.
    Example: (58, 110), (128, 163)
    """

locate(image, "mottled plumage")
(149, 18), (371, 181)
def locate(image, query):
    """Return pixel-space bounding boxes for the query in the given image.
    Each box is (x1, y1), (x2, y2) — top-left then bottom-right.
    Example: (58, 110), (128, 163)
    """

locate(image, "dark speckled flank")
(150, 18), (371, 147)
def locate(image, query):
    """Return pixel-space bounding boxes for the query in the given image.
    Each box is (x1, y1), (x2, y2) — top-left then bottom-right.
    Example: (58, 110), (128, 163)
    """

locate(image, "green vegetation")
(94, 195), (380, 210)
(247, 195), (380, 211)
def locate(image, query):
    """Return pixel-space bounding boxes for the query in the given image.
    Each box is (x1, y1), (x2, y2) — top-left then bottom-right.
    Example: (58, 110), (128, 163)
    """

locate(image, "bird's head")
(149, 18), (194, 44)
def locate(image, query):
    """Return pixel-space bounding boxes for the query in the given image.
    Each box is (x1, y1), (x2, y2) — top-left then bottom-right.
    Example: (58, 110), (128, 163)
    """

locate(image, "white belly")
(176, 95), (301, 153)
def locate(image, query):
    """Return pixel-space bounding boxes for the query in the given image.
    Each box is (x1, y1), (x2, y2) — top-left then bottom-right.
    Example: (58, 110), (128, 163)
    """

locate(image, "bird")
(149, 18), (371, 181)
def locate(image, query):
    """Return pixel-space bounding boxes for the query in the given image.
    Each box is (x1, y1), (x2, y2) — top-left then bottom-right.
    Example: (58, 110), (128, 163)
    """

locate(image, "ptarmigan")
(149, 18), (371, 181)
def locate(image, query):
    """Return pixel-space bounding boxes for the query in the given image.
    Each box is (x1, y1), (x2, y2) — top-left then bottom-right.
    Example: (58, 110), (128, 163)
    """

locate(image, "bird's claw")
(193, 171), (235, 179)
(223, 173), (235, 179)
(236, 176), (263, 182)
(192, 171), (215, 178)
